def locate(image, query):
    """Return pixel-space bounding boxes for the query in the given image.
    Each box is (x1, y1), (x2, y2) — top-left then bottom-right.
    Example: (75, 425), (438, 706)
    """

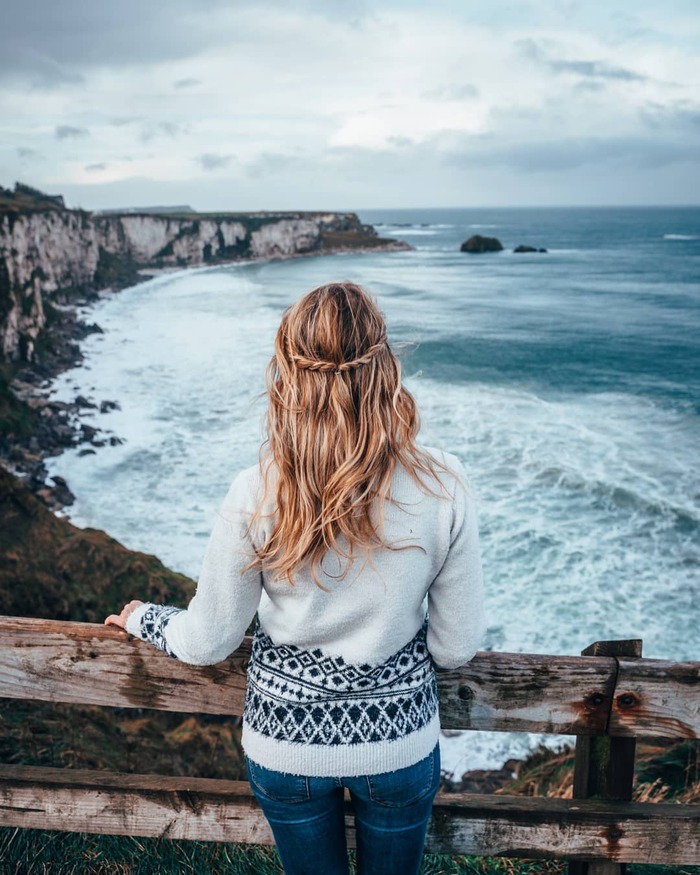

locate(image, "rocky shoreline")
(1, 285), (132, 511)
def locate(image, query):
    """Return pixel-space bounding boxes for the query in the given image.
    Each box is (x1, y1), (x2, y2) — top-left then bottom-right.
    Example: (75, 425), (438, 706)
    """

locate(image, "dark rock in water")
(75, 395), (96, 409)
(100, 399), (121, 413)
(514, 244), (548, 253)
(80, 423), (98, 442)
(461, 235), (503, 253)
(108, 435), (124, 446)
(78, 448), (96, 457)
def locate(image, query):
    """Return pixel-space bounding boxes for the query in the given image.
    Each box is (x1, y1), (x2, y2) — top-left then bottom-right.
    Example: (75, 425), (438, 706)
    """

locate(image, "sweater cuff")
(125, 602), (151, 637)
(125, 602), (184, 659)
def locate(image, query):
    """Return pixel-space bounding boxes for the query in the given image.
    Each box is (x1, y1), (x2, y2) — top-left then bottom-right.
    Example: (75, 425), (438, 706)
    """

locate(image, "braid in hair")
(289, 339), (387, 373)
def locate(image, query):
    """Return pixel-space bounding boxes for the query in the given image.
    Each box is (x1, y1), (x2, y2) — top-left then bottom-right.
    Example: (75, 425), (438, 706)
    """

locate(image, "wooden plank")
(1, 764), (699, 863)
(570, 640), (643, 875)
(436, 649), (615, 733)
(429, 793), (700, 863)
(609, 658), (700, 739)
(2, 617), (699, 739)
(0, 616), (616, 735)
(0, 615), (250, 715)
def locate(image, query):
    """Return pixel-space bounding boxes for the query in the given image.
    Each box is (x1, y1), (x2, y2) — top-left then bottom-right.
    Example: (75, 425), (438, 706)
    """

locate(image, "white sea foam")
(384, 228), (438, 236)
(410, 376), (699, 654)
(663, 233), (699, 240)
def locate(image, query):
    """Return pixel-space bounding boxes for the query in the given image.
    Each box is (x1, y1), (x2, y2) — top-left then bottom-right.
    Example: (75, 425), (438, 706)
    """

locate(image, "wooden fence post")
(569, 639), (643, 875)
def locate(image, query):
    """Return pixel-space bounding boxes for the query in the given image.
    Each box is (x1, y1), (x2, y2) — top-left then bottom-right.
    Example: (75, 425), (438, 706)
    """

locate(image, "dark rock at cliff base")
(0, 465), (194, 622)
(514, 244), (548, 253)
(99, 399), (120, 413)
(49, 474), (74, 507)
(460, 235), (503, 253)
(441, 758), (521, 793)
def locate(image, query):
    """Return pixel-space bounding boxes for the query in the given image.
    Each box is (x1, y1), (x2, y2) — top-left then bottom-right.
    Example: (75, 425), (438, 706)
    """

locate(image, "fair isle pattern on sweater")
(138, 604), (183, 659)
(243, 619), (438, 746)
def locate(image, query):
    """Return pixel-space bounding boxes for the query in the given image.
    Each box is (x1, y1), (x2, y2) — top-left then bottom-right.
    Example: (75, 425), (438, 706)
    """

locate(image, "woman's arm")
(426, 462), (486, 670)
(105, 471), (263, 666)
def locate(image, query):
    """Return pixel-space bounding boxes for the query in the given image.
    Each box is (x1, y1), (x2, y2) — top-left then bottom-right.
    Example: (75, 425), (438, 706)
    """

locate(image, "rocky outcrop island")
(460, 234), (503, 253)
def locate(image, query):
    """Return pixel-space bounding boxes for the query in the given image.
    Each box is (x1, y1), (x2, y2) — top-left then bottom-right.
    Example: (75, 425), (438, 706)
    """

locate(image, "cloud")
(641, 101), (700, 131)
(0, 0), (244, 83)
(549, 59), (648, 82)
(245, 151), (308, 178)
(422, 84), (479, 100)
(444, 134), (699, 172)
(17, 147), (37, 158)
(140, 122), (184, 142)
(518, 38), (649, 83)
(173, 77), (201, 89)
(55, 125), (89, 140)
(387, 136), (414, 148)
(2, 4), (698, 208)
(85, 163), (107, 171)
(196, 153), (232, 171)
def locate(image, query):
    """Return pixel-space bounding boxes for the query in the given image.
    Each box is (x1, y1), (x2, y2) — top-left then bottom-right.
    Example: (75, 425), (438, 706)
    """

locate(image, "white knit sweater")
(126, 447), (486, 777)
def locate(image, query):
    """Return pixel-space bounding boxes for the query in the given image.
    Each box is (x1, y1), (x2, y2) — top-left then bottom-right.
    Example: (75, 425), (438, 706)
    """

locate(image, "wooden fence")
(0, 616), (699, 872)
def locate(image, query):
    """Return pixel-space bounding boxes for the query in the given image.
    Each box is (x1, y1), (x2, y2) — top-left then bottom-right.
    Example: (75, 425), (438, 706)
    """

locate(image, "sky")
(1, 0), (699, 211)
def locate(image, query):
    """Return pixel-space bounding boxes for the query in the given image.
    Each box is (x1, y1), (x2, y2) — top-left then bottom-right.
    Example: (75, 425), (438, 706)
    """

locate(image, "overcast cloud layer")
(1, 0), (699, 210)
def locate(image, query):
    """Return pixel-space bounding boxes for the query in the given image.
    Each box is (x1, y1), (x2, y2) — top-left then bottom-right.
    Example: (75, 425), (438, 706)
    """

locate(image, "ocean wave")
(385, 228), (437, 236)
(532, 466), (699, 531)
(663, 234), (699, 240)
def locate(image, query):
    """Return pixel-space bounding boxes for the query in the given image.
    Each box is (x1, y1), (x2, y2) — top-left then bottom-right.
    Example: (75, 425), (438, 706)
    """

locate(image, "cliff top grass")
(0, 182), (360, 222)
(0, 182), (67, 214)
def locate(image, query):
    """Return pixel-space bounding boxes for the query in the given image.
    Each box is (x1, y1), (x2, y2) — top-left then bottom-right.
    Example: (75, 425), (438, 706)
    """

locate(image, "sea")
(45, 206), (700, 778)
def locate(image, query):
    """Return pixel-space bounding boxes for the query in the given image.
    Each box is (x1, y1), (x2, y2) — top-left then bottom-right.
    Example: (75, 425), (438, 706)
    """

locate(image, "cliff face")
(0, 207), (406, 362)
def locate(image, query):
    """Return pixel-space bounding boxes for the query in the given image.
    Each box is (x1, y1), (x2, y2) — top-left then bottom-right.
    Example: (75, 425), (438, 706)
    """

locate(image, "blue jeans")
(245, 743), (441, 875)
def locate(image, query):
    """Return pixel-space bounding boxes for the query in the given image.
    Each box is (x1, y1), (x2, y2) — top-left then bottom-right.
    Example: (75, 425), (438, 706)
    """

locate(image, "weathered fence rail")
(1, 616), (699, 870)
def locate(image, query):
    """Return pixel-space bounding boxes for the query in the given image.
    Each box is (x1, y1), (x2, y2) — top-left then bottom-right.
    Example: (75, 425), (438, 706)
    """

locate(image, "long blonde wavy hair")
(251, 281), (448, 587)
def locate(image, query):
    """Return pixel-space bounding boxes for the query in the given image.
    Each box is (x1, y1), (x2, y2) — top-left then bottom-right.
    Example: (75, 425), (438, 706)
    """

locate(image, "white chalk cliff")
(0, 206), (407, 362)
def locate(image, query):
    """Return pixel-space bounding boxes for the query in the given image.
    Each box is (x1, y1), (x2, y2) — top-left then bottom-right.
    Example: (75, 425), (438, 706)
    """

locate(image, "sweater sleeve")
(125, 471), (263, 666)
(426, 461), (486, 670)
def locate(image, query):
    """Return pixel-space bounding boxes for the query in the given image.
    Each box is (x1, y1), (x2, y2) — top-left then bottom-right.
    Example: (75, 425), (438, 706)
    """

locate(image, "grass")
(0, 829), (573, 875)
(2, 829), (699, 875)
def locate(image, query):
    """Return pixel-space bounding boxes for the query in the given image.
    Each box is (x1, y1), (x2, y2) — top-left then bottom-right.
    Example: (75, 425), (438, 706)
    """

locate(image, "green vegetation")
(0, 364), (37, 439)
(501, 739), (700, 805)
(1, 828), (698, 874)
(0, 182), (66, 214)
(93, 247), (140, 290)
(0, 465), (194, 622)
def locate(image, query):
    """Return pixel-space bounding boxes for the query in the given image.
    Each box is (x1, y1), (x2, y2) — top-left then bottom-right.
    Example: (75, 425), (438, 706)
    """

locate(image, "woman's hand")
(104, 600), (145, 630)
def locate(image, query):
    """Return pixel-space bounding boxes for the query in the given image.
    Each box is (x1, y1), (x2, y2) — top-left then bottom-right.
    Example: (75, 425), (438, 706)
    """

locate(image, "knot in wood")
(583, 692), (606, 710)
(616, 692), (640, 710)
(457, 683), (474, 703)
